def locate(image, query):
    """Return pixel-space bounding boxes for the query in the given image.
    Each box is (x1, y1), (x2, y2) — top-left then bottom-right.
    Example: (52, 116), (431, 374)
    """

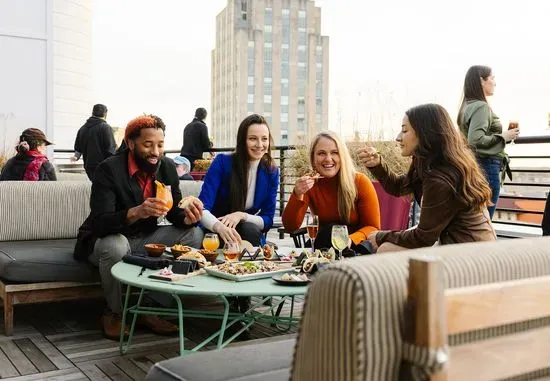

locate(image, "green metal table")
(111, 262), (308, 355)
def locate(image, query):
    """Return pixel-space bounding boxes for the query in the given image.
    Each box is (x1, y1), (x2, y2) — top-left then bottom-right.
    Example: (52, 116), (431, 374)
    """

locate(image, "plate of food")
(272, 272), (311, 286)
(205, 261), (294, 281)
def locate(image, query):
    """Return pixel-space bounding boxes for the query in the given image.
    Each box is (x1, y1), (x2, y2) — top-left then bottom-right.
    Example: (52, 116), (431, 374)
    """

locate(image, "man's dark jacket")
(74, 150), (190, 260)
(180, 118), (212, 159)
(74, 116), (116, 180)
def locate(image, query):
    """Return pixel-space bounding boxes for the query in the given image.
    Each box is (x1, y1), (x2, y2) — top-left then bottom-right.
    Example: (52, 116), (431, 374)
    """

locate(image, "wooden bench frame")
(1, 279), (102, 335)
(407, 257), (550, 380)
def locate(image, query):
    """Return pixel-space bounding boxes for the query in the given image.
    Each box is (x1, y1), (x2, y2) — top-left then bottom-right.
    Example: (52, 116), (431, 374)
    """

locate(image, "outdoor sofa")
(146, 236), (550, 381)
(0, 179), (203, 335)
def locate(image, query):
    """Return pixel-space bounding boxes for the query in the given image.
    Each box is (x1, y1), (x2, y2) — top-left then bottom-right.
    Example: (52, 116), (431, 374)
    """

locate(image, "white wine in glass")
(331, 225), (348, 260)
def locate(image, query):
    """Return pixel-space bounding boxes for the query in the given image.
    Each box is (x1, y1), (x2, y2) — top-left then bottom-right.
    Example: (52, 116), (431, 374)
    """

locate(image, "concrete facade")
(0, 0), (93, 156)
(211, 0), (329, 147)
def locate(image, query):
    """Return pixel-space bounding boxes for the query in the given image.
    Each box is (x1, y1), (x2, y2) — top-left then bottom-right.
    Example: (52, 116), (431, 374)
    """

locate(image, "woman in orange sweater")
(282, 131), (381, 251)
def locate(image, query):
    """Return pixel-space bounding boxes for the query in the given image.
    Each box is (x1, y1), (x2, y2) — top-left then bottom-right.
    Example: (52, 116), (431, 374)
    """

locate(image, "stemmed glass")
(306, 213), (319, 258)
(223, 241), (240, 262)
(156, 184), (173, 226)
(331, 225), (349, 261)
(203, 233), (220, 251)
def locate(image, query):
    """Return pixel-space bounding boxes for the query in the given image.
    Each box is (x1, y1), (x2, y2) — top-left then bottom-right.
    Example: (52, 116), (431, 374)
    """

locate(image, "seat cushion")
(146, 338), (294, 381)
(0, 239), (98, 282)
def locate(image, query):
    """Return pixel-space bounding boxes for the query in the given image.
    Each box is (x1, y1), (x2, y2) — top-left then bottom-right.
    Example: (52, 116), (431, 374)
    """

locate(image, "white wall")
(0, 0), (93, 156)
(52, 0), (93, 150)
(0, 0), (49, 154)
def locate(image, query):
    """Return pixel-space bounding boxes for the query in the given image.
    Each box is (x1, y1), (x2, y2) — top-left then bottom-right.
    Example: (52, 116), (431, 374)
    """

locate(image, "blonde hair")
(309, 131), (357, 223)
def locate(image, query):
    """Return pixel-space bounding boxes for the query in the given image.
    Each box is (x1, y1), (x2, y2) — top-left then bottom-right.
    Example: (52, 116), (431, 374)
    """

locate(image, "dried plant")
(193, 159), (213, 172)
(0, 151), (9, 170)
(287, 139), (410, 180)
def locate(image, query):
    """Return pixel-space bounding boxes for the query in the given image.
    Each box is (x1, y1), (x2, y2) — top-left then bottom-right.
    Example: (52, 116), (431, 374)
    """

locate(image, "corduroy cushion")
(291, 237), (550, 381)
(0, 181), (91, 241)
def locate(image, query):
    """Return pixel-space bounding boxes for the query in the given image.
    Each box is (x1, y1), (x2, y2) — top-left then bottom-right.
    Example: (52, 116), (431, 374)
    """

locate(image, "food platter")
(204, 261), (294, 282)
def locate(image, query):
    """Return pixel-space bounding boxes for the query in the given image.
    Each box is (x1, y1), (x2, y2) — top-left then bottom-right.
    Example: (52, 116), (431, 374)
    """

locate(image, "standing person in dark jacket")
(0, 128), (56, 181)
(75, 114), (204, 340)
(72, 104), (116, 181)
(180, 107), (212, 171)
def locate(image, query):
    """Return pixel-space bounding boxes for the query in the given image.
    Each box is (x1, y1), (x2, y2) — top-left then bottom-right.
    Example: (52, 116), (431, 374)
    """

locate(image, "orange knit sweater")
(282, 172), (381, 245)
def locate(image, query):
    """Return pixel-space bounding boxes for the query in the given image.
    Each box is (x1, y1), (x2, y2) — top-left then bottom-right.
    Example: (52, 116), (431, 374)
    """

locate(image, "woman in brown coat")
(358, 103), (496, 253)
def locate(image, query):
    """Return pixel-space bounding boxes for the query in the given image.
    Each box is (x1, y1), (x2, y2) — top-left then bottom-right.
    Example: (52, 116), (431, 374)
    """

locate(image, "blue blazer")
(198, 154), (280, 230)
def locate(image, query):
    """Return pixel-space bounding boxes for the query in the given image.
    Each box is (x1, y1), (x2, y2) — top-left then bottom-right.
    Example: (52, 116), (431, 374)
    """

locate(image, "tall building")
(0, 1), (93, 154)
(211, 0), (329, 147)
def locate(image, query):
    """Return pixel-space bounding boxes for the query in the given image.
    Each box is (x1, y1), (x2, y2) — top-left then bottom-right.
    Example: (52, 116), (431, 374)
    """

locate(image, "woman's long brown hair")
(406, 103), (491, 211)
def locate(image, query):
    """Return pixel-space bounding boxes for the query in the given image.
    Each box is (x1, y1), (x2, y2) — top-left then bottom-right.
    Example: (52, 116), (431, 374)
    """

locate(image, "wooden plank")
(4, 281), (100, 292)
(14, 338), (57, 373)
(446, 275), (550, 334)
(0, 343), (20, 378)
(0, 368), (87, 381)
(95, 362), (133, 381)
(12, 287), (103, 305)
(406, 257), (447, 381)
(448, 326), (550, 381)
(29, 336), (74, 370)
(0, 340), (38, 375)
(4, 291), (14, 335)
(128, 356), (155, 374)
(113, 358), (147, 380)
(77, 362), (111, 381)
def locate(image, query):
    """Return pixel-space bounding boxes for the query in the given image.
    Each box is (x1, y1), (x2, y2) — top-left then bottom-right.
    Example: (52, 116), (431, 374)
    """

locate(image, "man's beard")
(132, 150), (160, 174)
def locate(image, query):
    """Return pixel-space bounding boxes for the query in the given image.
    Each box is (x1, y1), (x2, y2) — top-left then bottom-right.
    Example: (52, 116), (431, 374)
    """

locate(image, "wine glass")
(508, 120), (519, 145)
(306, 214), (319, 258)
(331, 225), (349, 261)
(156, 184), (173, 226)
(223, 241), (240, 262)
(203, 233), (220, 250)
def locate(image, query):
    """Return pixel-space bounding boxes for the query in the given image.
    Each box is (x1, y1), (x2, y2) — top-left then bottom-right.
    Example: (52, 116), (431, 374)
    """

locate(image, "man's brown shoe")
(138, 315), (179, 335)
(101, 314), (129, 340)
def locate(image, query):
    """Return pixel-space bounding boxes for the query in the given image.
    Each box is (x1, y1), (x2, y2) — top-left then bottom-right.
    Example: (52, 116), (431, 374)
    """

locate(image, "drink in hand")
(155, 181), (173, 226)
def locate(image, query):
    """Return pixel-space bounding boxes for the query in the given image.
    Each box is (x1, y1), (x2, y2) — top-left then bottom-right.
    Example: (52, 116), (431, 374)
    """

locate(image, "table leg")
(119, 286), (145, 354)
(274, 295), (295, 332)
(217, 295), (230, 348)
(171, 293), (185, 356)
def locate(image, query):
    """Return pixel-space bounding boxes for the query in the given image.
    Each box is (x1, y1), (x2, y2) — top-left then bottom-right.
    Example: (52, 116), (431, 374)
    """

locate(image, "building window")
(299, 32), (307, 45)
(264, 25), (272, 33)
(248, 94), (254, 103)
(281, 113), (288, 122)
(241, 1), (247, 20)
(264, 95), (272, 104)
(281, 96), (289, 105)
(281, 65), (289, 79)
(264, 64), (272, 77)
(298, 10), (306, 27)
(264, 77), (272, 94)
(264, 102), (272, 112)
(248, 76), (254, 86)
(265, 7), (272, 25)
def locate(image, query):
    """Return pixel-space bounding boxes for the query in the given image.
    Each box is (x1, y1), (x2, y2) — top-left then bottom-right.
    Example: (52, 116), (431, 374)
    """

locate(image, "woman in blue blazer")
(199, 114), (279, 246)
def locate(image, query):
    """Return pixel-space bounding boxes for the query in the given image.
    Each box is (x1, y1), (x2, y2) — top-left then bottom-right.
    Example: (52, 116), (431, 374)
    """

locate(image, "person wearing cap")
(0, 128), (56, 181)
(173, 155), (194, 181)
(75, 114), (204, 340)
(72, 104), (116, 181)
(179, 107), (213, 170)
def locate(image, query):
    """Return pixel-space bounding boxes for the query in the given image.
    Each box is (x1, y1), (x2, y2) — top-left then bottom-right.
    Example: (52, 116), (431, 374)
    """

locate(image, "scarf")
(23, 150), (49, 181)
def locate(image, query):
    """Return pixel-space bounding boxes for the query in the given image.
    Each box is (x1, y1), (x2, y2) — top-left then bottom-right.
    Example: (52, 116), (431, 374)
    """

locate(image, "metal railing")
(54, 135), (550, 237)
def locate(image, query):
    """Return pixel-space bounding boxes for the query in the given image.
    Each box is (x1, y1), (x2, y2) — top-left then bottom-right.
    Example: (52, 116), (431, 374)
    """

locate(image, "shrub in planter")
(192, 159), (213, 172)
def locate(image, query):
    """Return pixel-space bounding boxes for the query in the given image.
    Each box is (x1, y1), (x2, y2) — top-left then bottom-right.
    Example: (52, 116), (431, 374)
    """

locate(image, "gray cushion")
(0, 239), (98, 282)
(146, 338), (294, 381)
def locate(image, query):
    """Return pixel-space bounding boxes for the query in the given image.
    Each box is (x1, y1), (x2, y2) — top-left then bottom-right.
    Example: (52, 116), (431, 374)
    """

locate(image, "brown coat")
(369, 160), (496, 248)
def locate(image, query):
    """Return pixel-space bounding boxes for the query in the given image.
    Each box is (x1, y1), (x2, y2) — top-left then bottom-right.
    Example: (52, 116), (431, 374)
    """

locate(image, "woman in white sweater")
(198, 114), (280, 246)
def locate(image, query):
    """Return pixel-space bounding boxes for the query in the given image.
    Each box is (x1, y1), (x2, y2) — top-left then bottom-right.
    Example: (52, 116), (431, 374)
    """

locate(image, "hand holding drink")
(506, 120), (520, 144)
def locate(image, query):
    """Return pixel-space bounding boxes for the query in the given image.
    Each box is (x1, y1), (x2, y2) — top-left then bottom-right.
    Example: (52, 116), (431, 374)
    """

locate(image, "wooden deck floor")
(0, 295), (302, 380)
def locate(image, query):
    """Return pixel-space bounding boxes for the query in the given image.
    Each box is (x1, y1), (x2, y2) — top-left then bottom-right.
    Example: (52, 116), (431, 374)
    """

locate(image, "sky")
(92, 0), (550, 149)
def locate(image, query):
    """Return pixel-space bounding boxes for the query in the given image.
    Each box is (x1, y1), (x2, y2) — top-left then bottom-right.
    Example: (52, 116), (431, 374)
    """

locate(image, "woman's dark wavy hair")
(228, 114), (275, 213)
(457, 65), (492, 126)
(406, 103), (492, 211)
